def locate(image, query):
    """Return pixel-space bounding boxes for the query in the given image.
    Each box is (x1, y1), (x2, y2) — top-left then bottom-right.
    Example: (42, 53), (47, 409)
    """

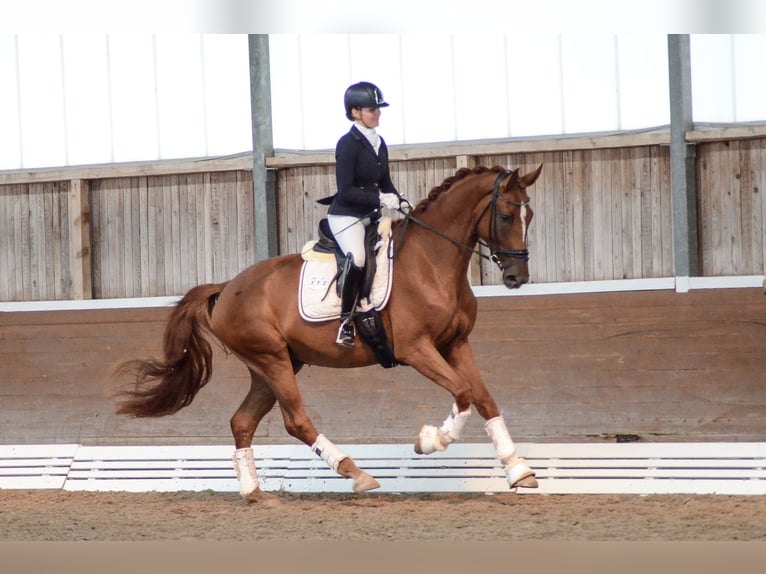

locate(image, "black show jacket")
(323, 125), (400, 217)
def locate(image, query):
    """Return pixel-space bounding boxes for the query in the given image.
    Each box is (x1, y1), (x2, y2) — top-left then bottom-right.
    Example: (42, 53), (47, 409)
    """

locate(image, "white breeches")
(328, 215), (369, 267)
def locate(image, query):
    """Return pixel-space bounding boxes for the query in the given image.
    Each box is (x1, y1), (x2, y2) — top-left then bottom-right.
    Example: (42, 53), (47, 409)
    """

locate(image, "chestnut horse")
(116, 164), (543, 502)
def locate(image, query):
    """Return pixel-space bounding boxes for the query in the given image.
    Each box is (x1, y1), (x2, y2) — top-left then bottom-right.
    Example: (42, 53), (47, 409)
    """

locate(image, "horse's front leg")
(397, 341), (475, 455)
(445, 341), (538, 489)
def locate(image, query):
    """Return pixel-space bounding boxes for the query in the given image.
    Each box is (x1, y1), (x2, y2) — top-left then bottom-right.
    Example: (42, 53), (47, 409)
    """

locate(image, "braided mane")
(412, 165), (506, 214)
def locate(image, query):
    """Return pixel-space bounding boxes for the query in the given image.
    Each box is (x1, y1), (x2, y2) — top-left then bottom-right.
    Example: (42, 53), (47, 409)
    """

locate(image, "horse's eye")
(500, 214), (514, 223)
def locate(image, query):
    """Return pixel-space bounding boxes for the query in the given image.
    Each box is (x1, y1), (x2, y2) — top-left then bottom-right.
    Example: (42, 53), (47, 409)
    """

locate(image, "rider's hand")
(399, 198), (413, 214)
(379, 192), (401, 210)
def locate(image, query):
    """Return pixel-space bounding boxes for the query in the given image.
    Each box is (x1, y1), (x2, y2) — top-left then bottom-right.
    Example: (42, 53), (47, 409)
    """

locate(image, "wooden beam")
(67, 179), (92, 299)
(0, 154), (252, 185)
(266, 128), (673, 169)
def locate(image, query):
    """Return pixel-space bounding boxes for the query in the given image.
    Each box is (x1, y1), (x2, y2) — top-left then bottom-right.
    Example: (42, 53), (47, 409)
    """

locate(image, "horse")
(115, 163), (544, 503)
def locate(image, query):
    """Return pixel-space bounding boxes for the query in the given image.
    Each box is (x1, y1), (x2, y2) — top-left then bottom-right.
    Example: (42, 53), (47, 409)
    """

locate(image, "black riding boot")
(336, 257), (363, 348)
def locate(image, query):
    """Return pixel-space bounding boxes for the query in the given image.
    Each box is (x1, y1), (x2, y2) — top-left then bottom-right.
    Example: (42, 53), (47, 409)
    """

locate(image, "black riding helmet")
(344, 81), (389, 120)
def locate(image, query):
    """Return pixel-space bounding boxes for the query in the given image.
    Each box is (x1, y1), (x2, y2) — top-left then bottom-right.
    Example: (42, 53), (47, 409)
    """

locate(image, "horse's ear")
(520, 164), (543, 188)
(508, 168), (521, 187)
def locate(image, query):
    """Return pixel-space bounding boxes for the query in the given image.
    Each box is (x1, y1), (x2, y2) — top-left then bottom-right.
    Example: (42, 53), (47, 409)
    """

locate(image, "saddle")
(300, 217), (399, 369)
(312, 217), (379, 300)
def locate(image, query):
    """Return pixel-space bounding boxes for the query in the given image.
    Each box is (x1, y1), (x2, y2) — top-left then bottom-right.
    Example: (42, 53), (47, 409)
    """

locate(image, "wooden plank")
(757, 140), (766, 271)
(0, 185), (8, 300)
(67, 179), (92, 300)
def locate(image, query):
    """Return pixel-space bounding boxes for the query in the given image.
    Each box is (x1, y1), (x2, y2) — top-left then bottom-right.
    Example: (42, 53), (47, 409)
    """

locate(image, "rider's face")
(353, 107), (380, 129)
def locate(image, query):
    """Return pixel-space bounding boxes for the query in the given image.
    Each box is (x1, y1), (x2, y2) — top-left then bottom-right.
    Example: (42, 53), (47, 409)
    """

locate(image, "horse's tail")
(114, 283), (225, 418)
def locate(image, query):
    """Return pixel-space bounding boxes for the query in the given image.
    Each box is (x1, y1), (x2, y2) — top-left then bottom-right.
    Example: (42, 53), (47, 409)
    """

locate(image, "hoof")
(353, 471), (381, 493)
(414, 425), (445, 455)
(506, 459), (538, 489)
(512, 474), (539, 489)
(243, 488), (282, 507)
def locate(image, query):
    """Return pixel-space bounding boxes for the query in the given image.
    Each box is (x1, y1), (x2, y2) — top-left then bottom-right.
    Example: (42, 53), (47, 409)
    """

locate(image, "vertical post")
(249, 34), (278, 261)
(667, 34), (699, 291)
(68, 178), (92, 299)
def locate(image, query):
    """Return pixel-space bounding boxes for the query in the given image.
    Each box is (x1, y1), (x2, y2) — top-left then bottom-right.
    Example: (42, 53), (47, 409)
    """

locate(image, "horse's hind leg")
(239, 351), (380, 495)
(231, 370), (280, 503)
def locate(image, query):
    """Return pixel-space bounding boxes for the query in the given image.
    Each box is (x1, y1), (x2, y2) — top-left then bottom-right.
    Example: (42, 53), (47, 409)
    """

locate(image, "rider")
(325, 81), (407, 348)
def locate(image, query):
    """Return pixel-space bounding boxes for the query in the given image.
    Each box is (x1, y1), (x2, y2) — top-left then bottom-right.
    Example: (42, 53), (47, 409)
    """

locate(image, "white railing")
(2, 443), (765, 496)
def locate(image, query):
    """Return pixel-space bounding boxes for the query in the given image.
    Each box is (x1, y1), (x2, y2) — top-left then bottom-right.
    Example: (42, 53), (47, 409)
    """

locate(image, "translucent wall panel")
(16, 35), (68, 167)
(61, 35), (113, 165)
(0, 36), (21, 169)
(2, 33), (764, 170)
(691, 35), (766, 123)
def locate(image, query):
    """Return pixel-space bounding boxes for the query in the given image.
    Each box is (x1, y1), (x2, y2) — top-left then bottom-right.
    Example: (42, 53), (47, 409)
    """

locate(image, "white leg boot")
(485, 416), (538, 489)
(232, 447), (259, 498)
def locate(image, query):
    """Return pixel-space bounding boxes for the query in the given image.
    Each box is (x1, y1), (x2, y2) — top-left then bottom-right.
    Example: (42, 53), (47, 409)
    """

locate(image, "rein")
(393, 171), (530, 271)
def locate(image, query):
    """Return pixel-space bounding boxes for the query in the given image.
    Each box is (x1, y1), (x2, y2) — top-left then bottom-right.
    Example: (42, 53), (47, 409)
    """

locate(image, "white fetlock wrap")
(418, 404), (472, 455)
(485, 416), (517, 465)
(311, 434), (349, 472)
(232, 447), (259, 497)
(440, 403), (471, 444)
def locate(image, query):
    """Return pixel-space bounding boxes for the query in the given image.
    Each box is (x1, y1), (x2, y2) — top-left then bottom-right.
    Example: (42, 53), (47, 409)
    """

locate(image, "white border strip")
(1, 276), (763, 313)
(0, 296), (181, 313)
(472, 277), (675, 297)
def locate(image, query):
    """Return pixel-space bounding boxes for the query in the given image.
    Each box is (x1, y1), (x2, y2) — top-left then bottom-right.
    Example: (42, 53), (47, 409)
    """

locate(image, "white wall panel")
(16, 35), (67, 167)
(61, 35), (113, 165)
(560, 34), (619, 133)
(107, 34), (160, 162)
(201, 35), (251, 157)
(298, 34), (351, 150)
(348, 35), (404, 145)
(505, 35), (565, 137)
(268, 34), (304, 150)
(0, 36), (21, 169)
(452, 35), (510, 141)
(1, 33), (764, 170)
(154, 35), (207, 159)
(616, 35), (670, 129)
(732, 35), (766, 122)
(400, 35), (456, 144)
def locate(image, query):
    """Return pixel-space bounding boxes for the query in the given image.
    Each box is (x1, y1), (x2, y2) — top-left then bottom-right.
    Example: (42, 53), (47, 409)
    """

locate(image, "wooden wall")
(1, 130), (765, 303)
(89, 171), (254, 298)
(277, 148), (674, 286)
(698, 138), (766, 276)
(1, 288), (764, 446)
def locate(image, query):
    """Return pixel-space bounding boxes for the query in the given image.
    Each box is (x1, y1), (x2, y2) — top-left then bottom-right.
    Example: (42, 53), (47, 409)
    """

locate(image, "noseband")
(475, 171), (530, 272)
(393, 170), (531, 272)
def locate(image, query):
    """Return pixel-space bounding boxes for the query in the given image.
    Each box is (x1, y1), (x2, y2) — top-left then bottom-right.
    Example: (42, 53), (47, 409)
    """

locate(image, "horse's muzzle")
(503, 270), (529, 289)
(494, 250), (529, 289)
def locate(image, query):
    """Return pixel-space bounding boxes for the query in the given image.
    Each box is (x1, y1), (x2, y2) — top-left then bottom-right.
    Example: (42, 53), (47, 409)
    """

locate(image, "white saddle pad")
(298, 219), (394, 322)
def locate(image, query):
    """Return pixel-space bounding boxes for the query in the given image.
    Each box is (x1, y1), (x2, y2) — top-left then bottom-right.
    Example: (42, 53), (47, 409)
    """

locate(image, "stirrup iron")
(336, 320), (356, 348)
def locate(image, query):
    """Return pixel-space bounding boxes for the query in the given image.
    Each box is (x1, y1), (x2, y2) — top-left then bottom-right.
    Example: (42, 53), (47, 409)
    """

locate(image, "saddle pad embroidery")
(298, 228), (394, 322)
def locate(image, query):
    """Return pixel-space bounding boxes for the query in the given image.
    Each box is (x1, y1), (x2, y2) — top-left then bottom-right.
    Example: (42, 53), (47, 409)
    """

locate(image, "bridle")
(476, 170), (531, 271)
(393, 170), (530, 272)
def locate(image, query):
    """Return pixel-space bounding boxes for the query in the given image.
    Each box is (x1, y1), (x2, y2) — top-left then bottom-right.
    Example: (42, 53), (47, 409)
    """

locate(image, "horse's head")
(477, 164), (542, 289)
